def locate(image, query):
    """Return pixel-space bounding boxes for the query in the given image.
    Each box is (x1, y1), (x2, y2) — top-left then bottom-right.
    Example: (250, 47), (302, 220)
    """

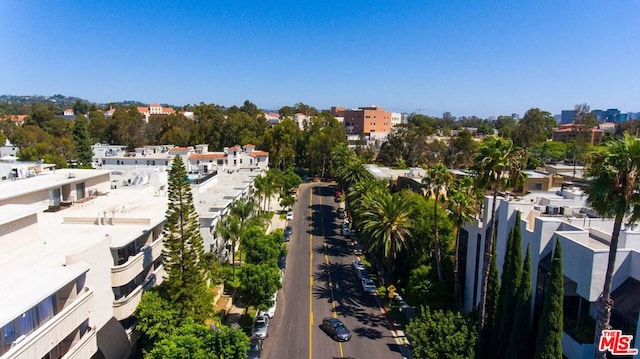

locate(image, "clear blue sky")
(1, 1), (638, 118)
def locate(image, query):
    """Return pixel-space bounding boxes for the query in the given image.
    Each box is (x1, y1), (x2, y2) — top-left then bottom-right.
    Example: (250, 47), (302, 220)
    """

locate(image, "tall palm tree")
(422, 162), (453, 281)
(357, 190), (413, 285)
(470, 136), (526, 330)
(337, 158), (373, 193)
(448, 176), (480, 309)
(585, 133), (640, 359)
(215, 214), (241, 280)
(230, 197), (259, 267)
(347, 178), (389, 227)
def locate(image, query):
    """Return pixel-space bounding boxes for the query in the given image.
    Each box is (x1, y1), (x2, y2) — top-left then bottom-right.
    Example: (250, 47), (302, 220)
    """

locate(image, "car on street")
(284, 225), (292, 242)
(251, 314), (269, 339)
(258, 292), (278, 318)
(352, 259), (365, 272)
(286, 211), (294, 221)
(247, 337), (263, 359)
(278, 255), (286, 270)
(361, 278), (377, 294)
(356, 268), (368, 279)
(353, 243), (363, 255)
(337, 208), (346, 219)
(321, 317), (351, 341)
(341, 222), (351, 236)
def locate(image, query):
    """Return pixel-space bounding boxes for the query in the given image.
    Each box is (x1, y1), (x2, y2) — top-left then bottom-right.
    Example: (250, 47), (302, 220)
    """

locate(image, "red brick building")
(331, 106), (392, 137)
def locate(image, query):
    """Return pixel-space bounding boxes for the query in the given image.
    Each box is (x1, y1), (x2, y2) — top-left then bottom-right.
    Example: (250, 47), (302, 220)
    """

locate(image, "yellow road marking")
(309, 187), (314, 359)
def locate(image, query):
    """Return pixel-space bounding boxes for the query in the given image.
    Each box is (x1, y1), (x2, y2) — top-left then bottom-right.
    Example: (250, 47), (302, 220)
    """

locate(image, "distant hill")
(0, 94), (153, 115)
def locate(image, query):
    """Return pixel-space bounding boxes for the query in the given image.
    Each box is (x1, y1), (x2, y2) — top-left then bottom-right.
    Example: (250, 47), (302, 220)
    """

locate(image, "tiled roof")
(189, 153), (226, 160)
(244, 144), (255, 148)
(249, 150), (269, 157)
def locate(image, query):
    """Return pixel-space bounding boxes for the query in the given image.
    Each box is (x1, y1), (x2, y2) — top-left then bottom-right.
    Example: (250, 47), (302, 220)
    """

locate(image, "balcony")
(113, 265), (165, 321)
(3, 287), (95, 359)
(111, 237), (163, 287)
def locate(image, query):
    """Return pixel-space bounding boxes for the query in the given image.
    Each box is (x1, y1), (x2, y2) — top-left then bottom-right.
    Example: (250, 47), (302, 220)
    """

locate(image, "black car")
(247, 337), (263, 359)
(284, 225), (292, 242)
(337, 208), (346, 219)
(321, 317), (351, 341)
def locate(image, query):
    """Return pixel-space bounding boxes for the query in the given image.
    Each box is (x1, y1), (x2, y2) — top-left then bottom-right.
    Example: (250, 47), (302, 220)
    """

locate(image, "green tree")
(262, 118), (301, 169)
(448, 176), (480, 309)
(493, 212), (523, 359)
(512, 108), (556, 149)
(134, 290), (181, 347)
(506, 245), (532, 359)
(72, 115), (93, 168)
(215, 215), (242, 280)
(161, 155), (213, 323)
(238, 263), (282, 311)
(422, 163), (453, 281)
(446, 129), (478, 168)
(230, 197), (260, 265)
(585, 133), (640, 358)
(534, 239), (563, 359)
(479, 242), (500, 359)
(357, 190), (413, 285)
(302, 113), (347, 178)
(242, 227), (282, 265)
(471, 136), (525, 330)
(406, 306), (478, 359)
(147, 320), (249, 359)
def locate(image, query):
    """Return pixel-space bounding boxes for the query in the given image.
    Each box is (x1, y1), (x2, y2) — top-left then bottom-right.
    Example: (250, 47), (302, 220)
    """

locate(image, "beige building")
(0, 169), (167, 358)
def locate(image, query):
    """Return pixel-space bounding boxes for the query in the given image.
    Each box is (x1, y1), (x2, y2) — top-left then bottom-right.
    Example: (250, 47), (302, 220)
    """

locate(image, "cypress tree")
(161, 155), (213, 323)
(534, 239), (564, 359)
(506, 244), (533, 358)
(72, 115), (93, 168)
(494, 212), (523, 358)
(479, 241), (500, 359)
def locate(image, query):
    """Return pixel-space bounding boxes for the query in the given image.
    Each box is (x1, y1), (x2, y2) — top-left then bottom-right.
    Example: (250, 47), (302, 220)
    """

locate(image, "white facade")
(0, 168), (167, 358)
(461, 188), (640, 359)
(391, 112), (402, 127)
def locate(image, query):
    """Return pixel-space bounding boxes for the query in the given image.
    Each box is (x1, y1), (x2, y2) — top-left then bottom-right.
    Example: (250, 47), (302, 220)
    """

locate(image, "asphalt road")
(263, 182), (403, 359)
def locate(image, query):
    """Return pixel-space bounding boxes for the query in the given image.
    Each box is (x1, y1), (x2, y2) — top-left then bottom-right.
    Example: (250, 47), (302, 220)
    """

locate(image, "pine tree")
(494, 212), (523, 358)
(479, 241), (500, 358)
(161, 155), (213, 323)
(72, 115), (93, 168)
(506, 244), (533, 358)
(534, 239), (564, 359)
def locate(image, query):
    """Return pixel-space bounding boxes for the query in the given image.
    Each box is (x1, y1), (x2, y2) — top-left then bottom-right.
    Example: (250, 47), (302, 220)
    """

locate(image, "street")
(262, 182), (404, 359)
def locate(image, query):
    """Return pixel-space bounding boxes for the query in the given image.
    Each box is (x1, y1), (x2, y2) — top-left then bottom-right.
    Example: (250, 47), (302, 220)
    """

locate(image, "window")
(530, 183), (543, 190)
(3, 322), (15, 340)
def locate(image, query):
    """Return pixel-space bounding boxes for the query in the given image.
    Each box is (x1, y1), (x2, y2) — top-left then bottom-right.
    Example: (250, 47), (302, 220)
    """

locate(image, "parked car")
(356, 268), (368, 279)
(278, 255), (287, 270)
(286, 211), (294, 221)
(259, 292), (278, 318)
(247, 337), (263, 359)
(352, 259), (365, 272)
(353, 244), (363, 255)
(321, 317), (351, 341)
(337, 208), (346, 219)
(341, 223), (351, 236)
(284, 225), (292, 242)
(361, 278), (377, 294)
(251, 314), (269, 339)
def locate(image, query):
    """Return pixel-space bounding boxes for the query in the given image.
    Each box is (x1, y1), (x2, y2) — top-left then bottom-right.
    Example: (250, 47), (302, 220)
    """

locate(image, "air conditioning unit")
(533, 205), (544, 212)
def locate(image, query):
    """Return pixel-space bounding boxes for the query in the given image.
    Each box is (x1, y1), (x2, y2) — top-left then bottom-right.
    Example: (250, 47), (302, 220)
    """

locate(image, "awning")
(96, 317), (130, 359)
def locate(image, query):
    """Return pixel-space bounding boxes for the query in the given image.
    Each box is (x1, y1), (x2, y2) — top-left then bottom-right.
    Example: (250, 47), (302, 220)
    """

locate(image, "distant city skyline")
(1, 1), (639, 118)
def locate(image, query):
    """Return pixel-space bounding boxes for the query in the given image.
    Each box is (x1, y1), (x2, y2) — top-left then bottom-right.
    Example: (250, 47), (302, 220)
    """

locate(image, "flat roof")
(0, 169), (112, 202)
(194, 169), (260, 217)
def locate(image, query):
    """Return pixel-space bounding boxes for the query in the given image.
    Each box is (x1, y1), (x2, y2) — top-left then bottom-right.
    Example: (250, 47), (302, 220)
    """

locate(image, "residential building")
(390, 112), (403, 127)
(0, 168), (167, 359)
(0, 139), (19, 159)
(0, 115), (27, 126)
(63, 108), (74, 117)
(461, 188), (640, 359)
(136, 103), (176, 123)
(331, 106), (392, 139)
(552, 123), (604, 146)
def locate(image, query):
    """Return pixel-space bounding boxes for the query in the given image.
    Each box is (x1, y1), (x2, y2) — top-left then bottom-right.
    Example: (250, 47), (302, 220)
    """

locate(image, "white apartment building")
(136, 103), (175, 123)
(0, 168), (167, 359)
(461, 188), (640, 359)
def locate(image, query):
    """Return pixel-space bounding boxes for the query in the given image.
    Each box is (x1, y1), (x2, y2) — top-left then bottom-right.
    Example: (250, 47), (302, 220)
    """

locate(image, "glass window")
(3, 322), (15, 340)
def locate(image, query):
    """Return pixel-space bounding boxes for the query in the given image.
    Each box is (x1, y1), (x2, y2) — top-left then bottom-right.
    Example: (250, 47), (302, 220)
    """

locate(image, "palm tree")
(357, 190), (413, 285)
(215, 215), (241, 280)
(448, 176), (480, 309)
(470, 136), (526, 330)
(337, 158), (372, 193)
(422, 163), (453, 281)
(347, 178), (389, 227)
(230, 197), (259, 267)
(585, 133), (640, 359)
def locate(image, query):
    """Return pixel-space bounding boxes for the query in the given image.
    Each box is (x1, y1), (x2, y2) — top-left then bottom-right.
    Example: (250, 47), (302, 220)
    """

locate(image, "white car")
(258, 292), (278, 318)
(361, 278), (377, 294)
(352, 259), (365, 272)
(286, 211), (294, 221)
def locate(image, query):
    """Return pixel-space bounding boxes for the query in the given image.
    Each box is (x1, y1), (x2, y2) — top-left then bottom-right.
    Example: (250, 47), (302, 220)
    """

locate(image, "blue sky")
(1, 1), (638, 118)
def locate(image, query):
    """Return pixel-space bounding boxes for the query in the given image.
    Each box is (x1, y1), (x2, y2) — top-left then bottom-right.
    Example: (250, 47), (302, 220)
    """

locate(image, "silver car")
(251, 314), (269, 339)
